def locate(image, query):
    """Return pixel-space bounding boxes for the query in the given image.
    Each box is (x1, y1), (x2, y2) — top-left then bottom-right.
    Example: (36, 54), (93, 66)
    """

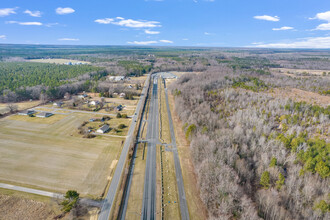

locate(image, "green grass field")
(0, 113), (124, 198)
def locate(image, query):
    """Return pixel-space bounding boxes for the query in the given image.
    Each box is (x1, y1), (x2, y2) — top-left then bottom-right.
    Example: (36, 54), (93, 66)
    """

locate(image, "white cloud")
(0, 35), (6, 39)
(311, 11), (330, 31)
(56, 7), (75, 15)
(24, 10), (41, 17)
(95, 17), (161, 28)
(204, 32), (211, 35)
(145, 30), (160, 34)
(311, 11), (330, 22)
(128, 40), (158, 45)
(272, 26), (294, 31)
(45, 23), (60, 27)
(159, 39), (173, 43)
(7, 21), (43, 26)
(182, 38), (189, 40)
(58, 38), (79, 41)
(254, 15), (280, 22)
(315, 23), (330, 30)
(0, 7), (17, 17)
(253, 36), (330, 48)
(95, 18), (114, 24)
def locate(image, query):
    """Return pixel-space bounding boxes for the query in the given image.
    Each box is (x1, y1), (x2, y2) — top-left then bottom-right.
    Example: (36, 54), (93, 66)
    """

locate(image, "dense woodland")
(171, 61), (330, 219)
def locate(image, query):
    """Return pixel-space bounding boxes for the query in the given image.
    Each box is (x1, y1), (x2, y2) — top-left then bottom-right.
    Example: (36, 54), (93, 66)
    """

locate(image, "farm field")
(28, 58), (90, 64)
(0, 112), (126, 198)
(0, 101), (40, 114)
(271, 68), (330, 76)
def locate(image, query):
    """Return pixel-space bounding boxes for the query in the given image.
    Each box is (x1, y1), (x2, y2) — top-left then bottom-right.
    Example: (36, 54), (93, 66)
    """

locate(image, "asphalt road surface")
(164, 81), (190, 220)
(141, 75), (159, 220)
(0, 183), (101, 207)
(98, 75), (150, 220)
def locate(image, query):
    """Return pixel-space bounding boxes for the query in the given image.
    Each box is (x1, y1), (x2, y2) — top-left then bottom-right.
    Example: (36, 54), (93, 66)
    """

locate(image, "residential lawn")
(0, 113), (124, 198)
(83, 117), (131, 136)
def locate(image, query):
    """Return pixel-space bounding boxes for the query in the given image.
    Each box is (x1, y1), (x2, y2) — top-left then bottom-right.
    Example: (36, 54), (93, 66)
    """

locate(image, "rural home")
(90, 100), (100, 106)
(108, 76), (125, 82)
(119, 93), (126, 98)
(97, 124), (110, 133)
(36, 112), (53, 118)
(78, 94), (88, 99)
(53, 102), (63, 107)
(18, 110), (36, 116)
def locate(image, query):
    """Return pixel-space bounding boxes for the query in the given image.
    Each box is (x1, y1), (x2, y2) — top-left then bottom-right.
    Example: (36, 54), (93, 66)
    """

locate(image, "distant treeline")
(0, 62), (106, 102)
(0, 62), (102, 92)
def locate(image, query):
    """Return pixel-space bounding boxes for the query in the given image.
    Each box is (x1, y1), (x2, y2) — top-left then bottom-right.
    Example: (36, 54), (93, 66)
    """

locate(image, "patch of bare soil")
(0, 195), (58, 220)
(270, 88), (330, 107)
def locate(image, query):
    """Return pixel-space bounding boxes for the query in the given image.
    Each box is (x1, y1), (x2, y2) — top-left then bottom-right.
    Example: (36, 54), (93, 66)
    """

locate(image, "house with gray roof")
(18, 110), (36, 116)
(97, 124), (110, 133)
(36, 112), (53, 118)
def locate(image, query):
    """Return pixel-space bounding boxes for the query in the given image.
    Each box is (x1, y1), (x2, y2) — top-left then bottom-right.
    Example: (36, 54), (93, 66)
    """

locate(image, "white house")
(90, 100), (100, 106)
(108, 76), (125, 82)
(78, 94), (88, 99)
(119, 93), (126, 98)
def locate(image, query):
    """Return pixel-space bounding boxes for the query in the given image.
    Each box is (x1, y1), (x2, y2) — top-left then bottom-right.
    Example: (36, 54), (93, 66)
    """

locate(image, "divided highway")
(141, 75), (159, 220)
(99, 72), (190, 220)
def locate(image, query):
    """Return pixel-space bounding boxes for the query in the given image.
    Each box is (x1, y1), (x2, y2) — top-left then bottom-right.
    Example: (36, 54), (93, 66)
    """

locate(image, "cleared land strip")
(0, 183), (101, 207)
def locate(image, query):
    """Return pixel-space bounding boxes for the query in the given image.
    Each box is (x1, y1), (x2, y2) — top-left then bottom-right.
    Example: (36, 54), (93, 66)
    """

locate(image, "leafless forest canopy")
(169, 51), (329, 219)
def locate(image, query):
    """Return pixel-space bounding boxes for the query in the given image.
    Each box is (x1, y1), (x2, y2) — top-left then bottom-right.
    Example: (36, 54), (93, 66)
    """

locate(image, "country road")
(97, 74), (150, 220)
(0, 183), (101, 207)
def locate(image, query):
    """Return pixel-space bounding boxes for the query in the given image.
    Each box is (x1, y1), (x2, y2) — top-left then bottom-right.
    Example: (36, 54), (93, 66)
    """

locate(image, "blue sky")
(0, 0), (330, 48)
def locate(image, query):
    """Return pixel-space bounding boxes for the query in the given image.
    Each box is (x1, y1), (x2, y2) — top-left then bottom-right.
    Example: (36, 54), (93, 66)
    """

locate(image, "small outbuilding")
(119, 93), (126, 98)
(53, 102), (63, 107)
(18, 110), (36, 116)
(116, 105), (123, 111)
(36, 112), (54, 118)
(97, 124), (110, 134)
